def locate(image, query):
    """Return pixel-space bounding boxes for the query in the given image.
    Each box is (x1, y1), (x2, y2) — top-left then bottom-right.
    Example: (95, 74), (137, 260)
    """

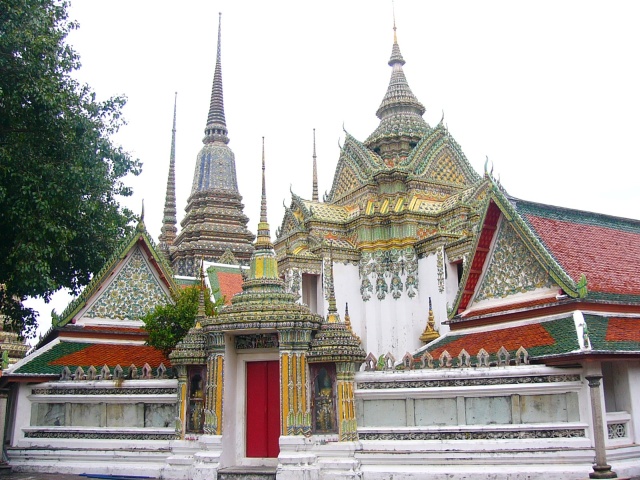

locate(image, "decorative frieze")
(359, 429), (585, 441)
(357, 374), (581, 390)
(25, 431), (177, 440)
(31, 387), (177, 396)
(359, 247), (418, 301)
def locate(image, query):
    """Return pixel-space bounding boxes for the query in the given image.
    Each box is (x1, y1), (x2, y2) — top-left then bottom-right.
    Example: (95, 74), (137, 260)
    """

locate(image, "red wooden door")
(246, 361), (280, 458)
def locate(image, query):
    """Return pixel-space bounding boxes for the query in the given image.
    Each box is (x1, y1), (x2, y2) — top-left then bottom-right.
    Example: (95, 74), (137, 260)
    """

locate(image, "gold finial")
(420, 297), (440, 343)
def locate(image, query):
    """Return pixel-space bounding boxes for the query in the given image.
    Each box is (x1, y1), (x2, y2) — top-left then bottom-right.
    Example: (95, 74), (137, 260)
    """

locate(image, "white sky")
(26, 0), (640, 342)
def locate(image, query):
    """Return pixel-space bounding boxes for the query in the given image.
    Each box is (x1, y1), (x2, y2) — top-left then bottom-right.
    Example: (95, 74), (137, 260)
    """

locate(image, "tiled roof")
(207, 265), (244, 305)
(217, 272), (243, 304)
(585, 314), (640, 352)
(72, 326), (146, 334)
(516, 200), (640, 298)
(12, 341), (171, 375)
(418, 317), (579, 361)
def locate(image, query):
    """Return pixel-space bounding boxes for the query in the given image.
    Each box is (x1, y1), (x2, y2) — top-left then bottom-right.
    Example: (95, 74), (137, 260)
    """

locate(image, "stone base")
(218, 465), (276, 480)
(0, 464), (11, 477)
(590, 464), (618, 479)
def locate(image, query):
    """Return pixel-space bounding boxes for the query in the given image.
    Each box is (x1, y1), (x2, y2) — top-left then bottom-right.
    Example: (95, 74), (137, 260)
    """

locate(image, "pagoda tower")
(158, 92), (178, 261)
(171, 13), (254, 276)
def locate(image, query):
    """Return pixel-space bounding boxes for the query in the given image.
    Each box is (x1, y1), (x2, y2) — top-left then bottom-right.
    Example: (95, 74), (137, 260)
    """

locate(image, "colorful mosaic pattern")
(85, 248), (168, 320)
(475, 220), (554, 302)
(13, 341), (171, 375)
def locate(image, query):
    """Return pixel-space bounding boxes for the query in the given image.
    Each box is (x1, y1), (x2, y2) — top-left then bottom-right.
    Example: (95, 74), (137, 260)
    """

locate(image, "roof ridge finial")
(137, 199), (145, 232)
(159, 93), (178, 252)
(312, 128), (319, 202)
(204, 12), (229, 144)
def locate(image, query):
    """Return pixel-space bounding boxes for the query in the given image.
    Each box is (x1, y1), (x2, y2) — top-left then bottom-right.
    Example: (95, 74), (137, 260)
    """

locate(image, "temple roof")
(206, 265), (244, 305)
(514, 199), (640, 300)
(453, 180), (640, 318)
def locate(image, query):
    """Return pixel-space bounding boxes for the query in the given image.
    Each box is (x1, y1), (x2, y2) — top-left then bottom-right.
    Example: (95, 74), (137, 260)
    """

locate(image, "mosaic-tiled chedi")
(201, 142), (322, 437)
(170, 13), (254, 276)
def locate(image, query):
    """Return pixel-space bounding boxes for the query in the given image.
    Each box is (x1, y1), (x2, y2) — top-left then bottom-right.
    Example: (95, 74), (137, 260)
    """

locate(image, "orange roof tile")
(217, 271), (243, 305)
(51, 344), (171, 368)
(605, 317), (640, 342)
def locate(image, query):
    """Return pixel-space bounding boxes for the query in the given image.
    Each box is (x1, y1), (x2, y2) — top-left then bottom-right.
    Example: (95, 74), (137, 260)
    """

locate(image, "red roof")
(50, 344), (171, 368)
(429, 323), (556, 359)
(525, 214), (640, 295)
(217, 271), (243, 305)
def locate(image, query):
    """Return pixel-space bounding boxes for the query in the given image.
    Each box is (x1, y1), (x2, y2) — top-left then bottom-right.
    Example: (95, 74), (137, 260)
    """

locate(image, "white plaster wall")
(330, 256), (451, 361)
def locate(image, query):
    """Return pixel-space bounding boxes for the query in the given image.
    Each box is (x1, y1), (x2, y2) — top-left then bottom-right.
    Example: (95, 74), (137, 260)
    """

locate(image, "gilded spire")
(312, 129), (319, 202)
(204, 13), (229, 145)
(159, 93), (178, 254)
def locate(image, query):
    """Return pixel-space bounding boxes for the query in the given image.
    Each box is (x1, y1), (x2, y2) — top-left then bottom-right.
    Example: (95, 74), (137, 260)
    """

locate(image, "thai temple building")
(2, 11), (640, 480)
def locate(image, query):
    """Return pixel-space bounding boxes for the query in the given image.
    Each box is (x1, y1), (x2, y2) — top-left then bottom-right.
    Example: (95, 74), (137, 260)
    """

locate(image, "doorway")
(246, 360), (280, 458)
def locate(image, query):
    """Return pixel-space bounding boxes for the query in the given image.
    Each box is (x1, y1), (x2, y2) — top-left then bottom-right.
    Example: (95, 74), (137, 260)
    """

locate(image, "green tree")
(142, 285), (223, 357)
(0, 0), (140, 338)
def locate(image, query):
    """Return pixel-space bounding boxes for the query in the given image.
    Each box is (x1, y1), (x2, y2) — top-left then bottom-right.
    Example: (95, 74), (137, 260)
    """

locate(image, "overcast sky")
(26, 0), (640, 341)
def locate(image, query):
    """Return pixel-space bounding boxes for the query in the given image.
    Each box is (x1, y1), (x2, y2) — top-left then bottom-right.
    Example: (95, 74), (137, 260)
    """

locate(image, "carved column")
(336, 362), (358, 441)
(279, 329), (313, 436)
(585, 375), (617, 479)
(175, 366), (188, 439)
(204, 333), (225, 435)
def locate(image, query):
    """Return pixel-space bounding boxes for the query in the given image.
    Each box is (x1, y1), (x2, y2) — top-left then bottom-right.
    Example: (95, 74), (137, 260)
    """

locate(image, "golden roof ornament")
(420, 297), (440, 343)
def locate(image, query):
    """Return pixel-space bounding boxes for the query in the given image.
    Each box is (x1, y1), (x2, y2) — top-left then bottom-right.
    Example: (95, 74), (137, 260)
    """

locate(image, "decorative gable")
(423, 148), (469, 186)
(474, 219), (556, 303)
(84, 246), (170, 321)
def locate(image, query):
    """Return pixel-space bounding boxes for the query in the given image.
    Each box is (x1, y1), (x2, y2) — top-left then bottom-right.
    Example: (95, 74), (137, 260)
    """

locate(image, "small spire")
(344, 302), (351, 329)
(260, 137), (267, 223)
(420, 297), (440, 343)
(204, 13), (229, 144)
(159, 93), (178, 253)
(312, 129), (319, 202)
(256, 137), (272, 247)
(197, 257), (206, 320)
(137, 199), (145, 232)
(326, 242), (338, 322)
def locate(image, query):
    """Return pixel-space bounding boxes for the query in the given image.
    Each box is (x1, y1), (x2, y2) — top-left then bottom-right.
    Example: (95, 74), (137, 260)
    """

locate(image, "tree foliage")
(142, 285), (223, 357)
(0, 0), (140, 338)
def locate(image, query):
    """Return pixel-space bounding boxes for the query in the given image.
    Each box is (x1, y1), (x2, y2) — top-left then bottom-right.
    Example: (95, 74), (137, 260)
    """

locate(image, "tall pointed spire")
(365, 12), (429, 159)
(204, 12), (229, 145)
(158, 93), (178, 257)
(172, 13), (255, 276)
(312, 129), (319, 202)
